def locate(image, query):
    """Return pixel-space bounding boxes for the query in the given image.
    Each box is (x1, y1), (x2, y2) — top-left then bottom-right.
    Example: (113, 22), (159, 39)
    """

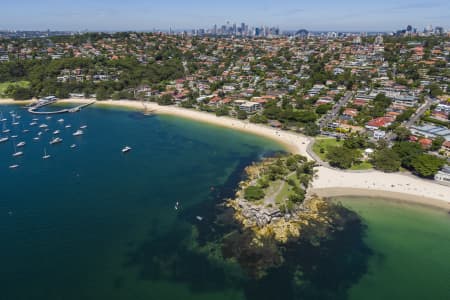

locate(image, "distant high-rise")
(406, 25), (412, 32)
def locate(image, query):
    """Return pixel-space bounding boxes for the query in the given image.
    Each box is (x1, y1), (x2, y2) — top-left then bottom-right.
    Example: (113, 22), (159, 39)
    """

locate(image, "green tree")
(430, 137), (445, 152)
(244, 186), (265, 201)
(392, 142), (424, 169)
(326, 146), (359, 169)
(303, 122), (320, 136)
(237, 109), (248, 120)
(394, 127), (412, 141)
(411, 154), (445, 178)
(371, 148), (401, 172)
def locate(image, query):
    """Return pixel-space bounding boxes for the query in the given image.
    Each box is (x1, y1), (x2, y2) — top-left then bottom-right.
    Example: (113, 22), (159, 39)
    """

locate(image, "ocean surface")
(0, 104), (449, 300)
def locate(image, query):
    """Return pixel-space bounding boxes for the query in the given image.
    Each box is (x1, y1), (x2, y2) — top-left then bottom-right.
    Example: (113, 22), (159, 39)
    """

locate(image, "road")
(405, 96), (434, 128)
(386, 96), (435, 142)
(319, 91), (353, 129)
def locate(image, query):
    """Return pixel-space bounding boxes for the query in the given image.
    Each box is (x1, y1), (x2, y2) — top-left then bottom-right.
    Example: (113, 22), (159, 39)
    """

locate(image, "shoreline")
(312, 187), (450, 211)
(2, 97), (449, 209)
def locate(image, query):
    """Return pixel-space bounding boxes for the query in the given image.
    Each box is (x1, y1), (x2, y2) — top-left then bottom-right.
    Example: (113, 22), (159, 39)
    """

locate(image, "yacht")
(73, 129), (83, 136)
(65, 124), (72, 129)
(70, 144), (77, 149)
(23, 129), (30, 133)
(58, 118), (64, 123)
(33, 137), (40, 141)
(53, 130), (60, 135)
(0, 136), (8, 143)
(16, 141), (26, 147)
(11, 135), (18, 138)
(196, 216), (203, 221)
(80, 125), (88, 129)
(49, 137), (63, 145)
(0, 112), (7, 122)
(39, 124), (48, 129)
(2, 123), (10, 133)
(37, 131), (43, 136)
(42, 148), (51, 159)
(45, 116), (52, 120)
(122, 146), (132, 153)
(9, 164), (19, 169)
(29, 122), (37, 126)
(12, 151), (23, 157)
(11, 115), (19, 126)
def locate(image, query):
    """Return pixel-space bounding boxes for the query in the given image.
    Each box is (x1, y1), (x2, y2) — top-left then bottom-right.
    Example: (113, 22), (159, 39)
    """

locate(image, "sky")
(1, 0), (449, 32)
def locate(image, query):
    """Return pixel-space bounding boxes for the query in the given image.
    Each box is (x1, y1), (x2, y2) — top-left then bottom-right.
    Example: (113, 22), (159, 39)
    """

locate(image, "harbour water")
(0, 104), (449, 300)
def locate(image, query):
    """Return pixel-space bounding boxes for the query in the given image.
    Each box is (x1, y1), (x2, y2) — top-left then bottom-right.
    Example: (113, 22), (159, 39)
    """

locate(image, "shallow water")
(336, 197), (450, 300)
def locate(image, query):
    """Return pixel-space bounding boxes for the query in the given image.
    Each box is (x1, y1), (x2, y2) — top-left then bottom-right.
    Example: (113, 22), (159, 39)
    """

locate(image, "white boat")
(80, 125), (87, 129)
(16, 141), (26, 147)
(29, 122), (37, 126)
(33, 137), (40, 141)
(42, 148), (51, 159)
(23, 129), (30, 133)
(49, 137), (63, 145)
(37, 131), (43, 136)
(70, 144), (77, 149)
(2, 123), (10, 133)
(196, 216), (203, 221)
(9, 164), (19, 169)
(53, 130), (60, 135)
(65, 124), (72, 129)
(32, 118), (39, 121)
(0, 136), (8, 143)
(12, 151), (23, 157)
(73, 129), (83, 136)
(0, 112), (7, 122)
(45, 116), (52, 120)
(39, 124), (48, 128)
(58, 118), (64, 123)
(122, 146), (132, 153)
(11, 135), (18, 138)
(12, 115), (19, 125)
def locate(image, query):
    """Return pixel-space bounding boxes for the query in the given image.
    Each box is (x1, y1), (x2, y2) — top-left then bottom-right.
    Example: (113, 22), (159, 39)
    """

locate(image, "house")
(418, 138), (432, 149)
(434, 165), (450, 184)
(365, 117), (394, 130)
(441, 140), (450, 156)
(373, 130), (386, 140)
(393, 95), (418, 107)
(343, 108), (358, 118)
(410, 124), (450, 141)
(239, 101), (262, 113)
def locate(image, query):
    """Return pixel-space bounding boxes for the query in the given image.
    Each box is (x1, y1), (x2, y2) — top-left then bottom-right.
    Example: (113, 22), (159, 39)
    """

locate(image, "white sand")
(3, 98), (450, 208)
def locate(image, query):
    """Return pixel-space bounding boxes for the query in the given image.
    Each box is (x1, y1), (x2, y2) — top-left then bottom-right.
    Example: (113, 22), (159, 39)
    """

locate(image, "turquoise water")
(337, 197), (450, 300)
(1, 104), (449, 300)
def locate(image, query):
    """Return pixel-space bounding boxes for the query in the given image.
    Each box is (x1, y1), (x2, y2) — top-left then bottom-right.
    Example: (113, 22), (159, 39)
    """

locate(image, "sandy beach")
(3, 98), (450, 208)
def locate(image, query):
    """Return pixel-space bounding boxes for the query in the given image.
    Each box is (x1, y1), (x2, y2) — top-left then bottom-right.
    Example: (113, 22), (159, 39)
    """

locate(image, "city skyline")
(1, 0), (449, 32)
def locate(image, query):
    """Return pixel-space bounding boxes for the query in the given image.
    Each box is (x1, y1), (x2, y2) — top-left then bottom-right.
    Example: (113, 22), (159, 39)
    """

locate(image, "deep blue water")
(0, 105), (282, 300)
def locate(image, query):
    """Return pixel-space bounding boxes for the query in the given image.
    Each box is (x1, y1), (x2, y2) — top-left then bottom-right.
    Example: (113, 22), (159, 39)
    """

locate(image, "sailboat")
(2, 122), (10, 134)
(73, 129), (83, 136)
(42, 148), (51, 159)
(12, 142), (23, 157)
(0, 135), (8, 143)
(11, 115), (19, 126)
(16, 141), (26, 147)
(0, 111), (7, 122)
(122, 146), (132, 153)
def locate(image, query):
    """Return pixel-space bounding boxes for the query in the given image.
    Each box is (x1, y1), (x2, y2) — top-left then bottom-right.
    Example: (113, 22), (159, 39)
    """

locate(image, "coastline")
(312, 188), (450, 211)
(2, 97), (449, 209)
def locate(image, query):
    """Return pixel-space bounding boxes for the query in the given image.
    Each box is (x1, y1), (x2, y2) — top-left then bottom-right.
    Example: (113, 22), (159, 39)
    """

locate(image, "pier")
(27, 100), (96, 115)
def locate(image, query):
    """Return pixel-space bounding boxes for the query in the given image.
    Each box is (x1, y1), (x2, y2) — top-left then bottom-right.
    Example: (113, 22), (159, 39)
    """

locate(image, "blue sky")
(1, 0), (449, 31)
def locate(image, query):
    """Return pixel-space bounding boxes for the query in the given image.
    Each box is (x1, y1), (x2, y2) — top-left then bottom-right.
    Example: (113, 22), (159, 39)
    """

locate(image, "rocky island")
(221, 154), (359, 279)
